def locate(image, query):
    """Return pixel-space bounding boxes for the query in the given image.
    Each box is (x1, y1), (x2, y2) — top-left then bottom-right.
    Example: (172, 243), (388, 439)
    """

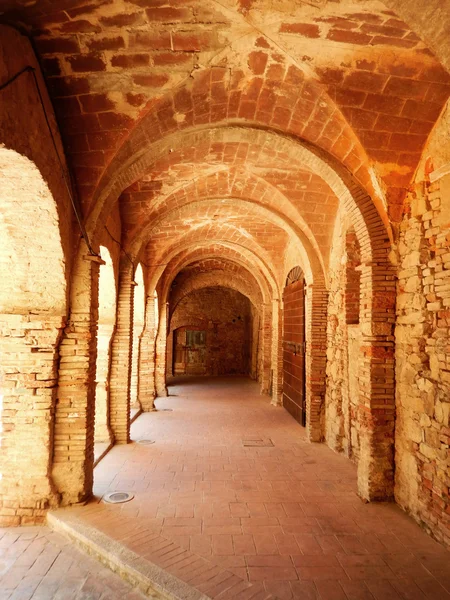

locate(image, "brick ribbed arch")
(90, 126), (388, 256)
(133, 197), (318, 286)
(159, 246), (272, 301)
(85, 59), (376, 235)
(152, 239), (278, 301)
(147, 240), (280, 398)
(126, 167), (325, 268)
(0, 148), (66, 314)
(169, 269), (263, 317)
(166, 262), (263, 383)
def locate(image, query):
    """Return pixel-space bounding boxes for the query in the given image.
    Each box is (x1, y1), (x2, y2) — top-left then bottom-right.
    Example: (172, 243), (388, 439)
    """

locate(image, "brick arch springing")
(0, 147), (67, 525)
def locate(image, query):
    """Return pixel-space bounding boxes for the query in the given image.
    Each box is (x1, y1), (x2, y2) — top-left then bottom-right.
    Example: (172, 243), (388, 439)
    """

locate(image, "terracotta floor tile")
(248, 566), (298, 581)
(364, 579), (403, 600)
(314, 580), (347, 600)
(274, 533), (300, 555)
(46, 377), (449, 600)
(292, 554), (340, 568)
(253, 534), (278, 555)
(212, 535), (234, 556)
(296, 565), (349, 581)
(340, 580), (376, 600)
(233, 534), (256, 556)
(264, 579), (294, 600)
(290, 580), (319, 599)
(246, 556), (293, 568)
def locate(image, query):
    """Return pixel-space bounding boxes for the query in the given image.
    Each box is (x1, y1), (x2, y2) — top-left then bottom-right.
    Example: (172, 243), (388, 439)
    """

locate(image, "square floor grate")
(242, 438), (274, 447)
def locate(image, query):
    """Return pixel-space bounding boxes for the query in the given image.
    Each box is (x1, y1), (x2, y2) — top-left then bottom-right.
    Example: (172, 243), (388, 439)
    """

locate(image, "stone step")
(47, 509), (278, 600)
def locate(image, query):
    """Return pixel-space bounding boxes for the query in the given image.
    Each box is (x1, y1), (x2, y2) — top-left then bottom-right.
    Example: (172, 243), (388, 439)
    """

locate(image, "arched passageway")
(1, 1), (450, 581)
(0, 147), (67, 524)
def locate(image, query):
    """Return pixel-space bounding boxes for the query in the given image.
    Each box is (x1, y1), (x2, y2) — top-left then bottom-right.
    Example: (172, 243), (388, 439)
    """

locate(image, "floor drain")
(103, 491), (134, 504)
(137, 439), (155, 445)
(242, 438), (274, 447)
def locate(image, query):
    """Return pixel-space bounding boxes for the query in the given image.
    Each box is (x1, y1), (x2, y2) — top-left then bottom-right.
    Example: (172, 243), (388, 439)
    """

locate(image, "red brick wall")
(169, 287), (252, 377)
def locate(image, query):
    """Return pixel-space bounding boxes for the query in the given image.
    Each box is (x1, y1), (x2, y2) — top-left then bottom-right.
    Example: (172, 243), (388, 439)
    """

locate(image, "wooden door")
(282, 268), (306, 426)
(185, 330), (207, 375)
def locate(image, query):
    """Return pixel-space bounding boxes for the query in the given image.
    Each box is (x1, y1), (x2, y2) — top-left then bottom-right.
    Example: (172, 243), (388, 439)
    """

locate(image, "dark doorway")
(282, 267), (306, 426)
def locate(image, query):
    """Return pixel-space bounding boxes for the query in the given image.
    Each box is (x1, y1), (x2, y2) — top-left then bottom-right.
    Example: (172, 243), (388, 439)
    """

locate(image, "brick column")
(109, 260), (134, 444)
(306, 283), (328, 443)
(137, 294), (157, 411)
(130, 293), (145, 411)
(0, 314), (65, 525)
(155, 302), (168, 397)
(271, 299), (283, 406)
(260, 303), (272, 395)
(52, 247), (100, 505)
(251, 312), (260, 380)
(357, 262), (396, 501)
(94, 320), (114, 444)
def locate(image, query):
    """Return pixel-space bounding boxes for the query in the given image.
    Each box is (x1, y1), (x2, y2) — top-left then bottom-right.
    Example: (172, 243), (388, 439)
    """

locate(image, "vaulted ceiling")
(2, 0), (449, 295)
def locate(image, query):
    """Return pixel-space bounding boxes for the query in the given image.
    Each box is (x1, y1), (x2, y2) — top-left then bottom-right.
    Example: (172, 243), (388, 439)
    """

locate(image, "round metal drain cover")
(103, 491), (134, 504)
(137, 439), (155, 445)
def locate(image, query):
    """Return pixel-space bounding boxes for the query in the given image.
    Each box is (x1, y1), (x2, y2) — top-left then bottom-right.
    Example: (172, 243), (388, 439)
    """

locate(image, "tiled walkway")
(0, 526), (146, 600)
(63, 377), (449, 599)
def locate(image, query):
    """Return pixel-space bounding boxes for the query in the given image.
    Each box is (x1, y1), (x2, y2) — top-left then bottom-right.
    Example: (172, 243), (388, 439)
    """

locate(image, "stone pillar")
(0, 313), (65, 525)
(109, 260), (134, 444)
(155, 302), (168, 397)
(357, 263), (396, 501)
(52, 246), (100, 506)
(306, 283), (328, 443)
(137, 294), (157, 411)
(271, 299), (283, 406)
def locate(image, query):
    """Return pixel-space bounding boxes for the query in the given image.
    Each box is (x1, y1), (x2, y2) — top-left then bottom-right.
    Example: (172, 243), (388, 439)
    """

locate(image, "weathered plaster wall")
(395, 100), (450, 547)
(169, 287), (252, 377)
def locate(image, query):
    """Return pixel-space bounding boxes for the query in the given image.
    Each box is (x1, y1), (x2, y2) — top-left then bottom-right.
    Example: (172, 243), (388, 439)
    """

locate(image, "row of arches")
(0, 118), (392, 523)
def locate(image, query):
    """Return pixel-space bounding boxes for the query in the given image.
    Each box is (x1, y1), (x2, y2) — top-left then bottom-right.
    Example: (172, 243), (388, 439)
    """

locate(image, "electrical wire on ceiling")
(104, 225), (169, 271)
(0, 65), (100, 258)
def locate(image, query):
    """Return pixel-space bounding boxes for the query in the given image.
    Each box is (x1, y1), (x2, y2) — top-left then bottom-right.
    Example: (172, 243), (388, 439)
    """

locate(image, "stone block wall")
(395, 101), (450, 547)
(325, 213), (361, 460)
